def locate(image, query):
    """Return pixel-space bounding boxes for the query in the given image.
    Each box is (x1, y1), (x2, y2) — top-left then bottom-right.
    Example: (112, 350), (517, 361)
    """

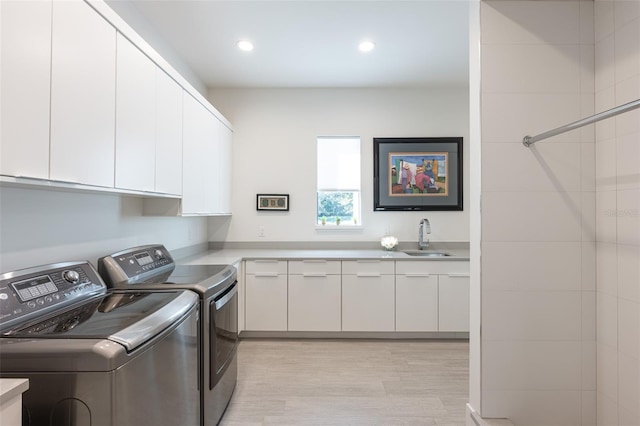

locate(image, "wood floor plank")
(219, 339), (469, 426)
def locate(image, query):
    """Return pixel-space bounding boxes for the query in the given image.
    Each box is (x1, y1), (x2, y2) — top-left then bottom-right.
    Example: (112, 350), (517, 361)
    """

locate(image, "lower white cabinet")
(396, 261), (470, 332)
(288, 275), (340, 331)
(245, 260), (287, 331)
(438, 274), (470, 332)
(396, 274), (438, 331)
(342, 260), (395, 332)
(288, 260), (341, 331)
(243, 258), (469, 334)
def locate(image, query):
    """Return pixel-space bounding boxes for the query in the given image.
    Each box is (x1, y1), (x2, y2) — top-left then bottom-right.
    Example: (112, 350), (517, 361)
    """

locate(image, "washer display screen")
(12, 275), (58, 302)
(134, 252), (154, 266)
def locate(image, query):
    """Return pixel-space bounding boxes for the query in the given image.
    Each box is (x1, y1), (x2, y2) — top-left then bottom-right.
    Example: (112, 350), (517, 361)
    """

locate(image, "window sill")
(315, 225), (363, 231)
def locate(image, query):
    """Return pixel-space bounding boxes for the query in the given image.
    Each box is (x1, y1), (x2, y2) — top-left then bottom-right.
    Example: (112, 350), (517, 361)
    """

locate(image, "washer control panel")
(0, 261), (106, 333)
(98, 244), (175, 287)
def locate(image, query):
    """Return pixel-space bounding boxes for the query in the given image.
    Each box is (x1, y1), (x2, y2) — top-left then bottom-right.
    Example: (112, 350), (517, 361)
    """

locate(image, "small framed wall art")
(257, 194), (289, 211)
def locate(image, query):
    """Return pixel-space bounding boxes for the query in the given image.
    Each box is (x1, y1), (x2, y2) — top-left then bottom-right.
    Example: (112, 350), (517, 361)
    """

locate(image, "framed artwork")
(373, 137), (463, 211)
(257, 194), (289, 211)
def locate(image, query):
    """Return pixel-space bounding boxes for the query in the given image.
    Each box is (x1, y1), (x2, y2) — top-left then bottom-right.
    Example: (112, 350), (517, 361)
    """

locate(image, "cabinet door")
(396, 274), (438, 331)
(342, 274), (395, 332)
(155, 69), (183, 195)
(342, 260), (394, 275)
(245, 274), (287, 331)
(288, 275), (341, 331)
(0, 0), (51, 179)
(115, 33), (156, 192)
(438, 275), (470, 332)
(182, 93), (217, 214)
(217, 123), (233, 214)
(50, 0), (116, 187)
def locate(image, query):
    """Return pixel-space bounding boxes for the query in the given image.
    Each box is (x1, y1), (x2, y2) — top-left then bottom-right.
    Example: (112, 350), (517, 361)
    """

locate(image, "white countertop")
(180, 246), (470, 266)
(0, 379), (29, 405)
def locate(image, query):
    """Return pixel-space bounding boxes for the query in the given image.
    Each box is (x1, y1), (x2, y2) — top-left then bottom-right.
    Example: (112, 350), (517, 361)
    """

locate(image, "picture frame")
(257, 194), (289, 211)
(373, 137), (463, 211)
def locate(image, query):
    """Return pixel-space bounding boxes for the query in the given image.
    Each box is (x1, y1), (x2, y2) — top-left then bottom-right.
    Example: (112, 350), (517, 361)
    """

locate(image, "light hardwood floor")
(219, 339), (469, 426)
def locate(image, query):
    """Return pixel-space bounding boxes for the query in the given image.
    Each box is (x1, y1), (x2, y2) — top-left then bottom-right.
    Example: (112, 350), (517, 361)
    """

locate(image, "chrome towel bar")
(523, 98), (640, 147)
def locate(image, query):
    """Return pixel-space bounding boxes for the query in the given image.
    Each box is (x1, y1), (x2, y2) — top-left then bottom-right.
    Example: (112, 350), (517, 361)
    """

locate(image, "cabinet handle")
(253, 272), (279, 277)
(356, 273), (381, 277)
(403, 273), (431, 278)
(302, 260), (327, 264)
(253, 260), (279, 264)
(447, 274), (470, 278)
(356, 260), (380, 264)
(303, 273), (327, 277)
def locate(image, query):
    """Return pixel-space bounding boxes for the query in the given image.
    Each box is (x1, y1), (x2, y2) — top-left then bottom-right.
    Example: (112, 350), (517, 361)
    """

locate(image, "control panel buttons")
(62, 270), (80, 284)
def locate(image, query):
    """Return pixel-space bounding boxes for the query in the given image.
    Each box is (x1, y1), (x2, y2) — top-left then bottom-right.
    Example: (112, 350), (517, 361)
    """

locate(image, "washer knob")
(62, 270), (80, 283)
(154, 249), (165, 259)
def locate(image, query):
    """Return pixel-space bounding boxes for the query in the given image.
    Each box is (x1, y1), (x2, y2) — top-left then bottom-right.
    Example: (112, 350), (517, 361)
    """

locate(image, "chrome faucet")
(418, 218), (431, 249)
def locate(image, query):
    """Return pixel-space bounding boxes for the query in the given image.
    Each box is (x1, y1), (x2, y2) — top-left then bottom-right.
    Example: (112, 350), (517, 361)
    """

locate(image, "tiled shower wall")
(480, 1), (596, 424)
(594, 1), (640, 425)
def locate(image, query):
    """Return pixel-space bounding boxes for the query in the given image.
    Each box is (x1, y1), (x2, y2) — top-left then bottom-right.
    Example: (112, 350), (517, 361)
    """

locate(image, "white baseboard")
(467, 404), (514, 426)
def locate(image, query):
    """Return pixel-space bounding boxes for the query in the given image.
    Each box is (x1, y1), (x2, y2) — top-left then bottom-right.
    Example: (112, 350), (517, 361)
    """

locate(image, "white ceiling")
(123, 0), (470, 89)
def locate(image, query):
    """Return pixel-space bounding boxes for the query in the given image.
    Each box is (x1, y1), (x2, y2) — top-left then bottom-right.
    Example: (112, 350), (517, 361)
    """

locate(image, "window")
(316, 136), (361, 226)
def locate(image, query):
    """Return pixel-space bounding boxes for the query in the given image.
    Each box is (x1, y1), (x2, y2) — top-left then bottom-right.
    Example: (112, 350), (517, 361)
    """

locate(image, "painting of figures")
(373, 137), (462, 211)
(389, 153), (448, 196)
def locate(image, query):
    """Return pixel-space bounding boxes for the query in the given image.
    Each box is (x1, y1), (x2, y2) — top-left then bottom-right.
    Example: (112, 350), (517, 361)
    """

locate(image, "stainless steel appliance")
(98, 245), (238, 426)
(0, 261), (200, 426)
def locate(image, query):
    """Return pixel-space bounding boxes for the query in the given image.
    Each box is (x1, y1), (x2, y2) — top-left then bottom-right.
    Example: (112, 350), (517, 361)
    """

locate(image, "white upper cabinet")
(115, 33), (156, 192)
(115, 35), (183, 195)
(0, 0), (52, 179)
(155, 69), (183, 196)
(50, 0), (116, 187)
(2, 0), (229, 208)
(218, 123), (233, 214)
(182, 93), (218, 214)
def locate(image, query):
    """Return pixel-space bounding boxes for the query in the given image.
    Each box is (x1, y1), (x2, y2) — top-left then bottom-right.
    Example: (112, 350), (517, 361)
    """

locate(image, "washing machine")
(0, 260), (200, 426)
(98, 244), (238, 426)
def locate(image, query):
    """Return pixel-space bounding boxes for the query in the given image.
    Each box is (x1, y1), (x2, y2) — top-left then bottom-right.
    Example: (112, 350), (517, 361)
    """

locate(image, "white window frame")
(316, 136), (362, 229)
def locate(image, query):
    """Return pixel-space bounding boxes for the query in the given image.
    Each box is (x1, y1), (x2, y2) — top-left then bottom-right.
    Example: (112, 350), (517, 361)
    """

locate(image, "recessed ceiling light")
(236, 40), (254, 52)
(358, 40), (376, 52)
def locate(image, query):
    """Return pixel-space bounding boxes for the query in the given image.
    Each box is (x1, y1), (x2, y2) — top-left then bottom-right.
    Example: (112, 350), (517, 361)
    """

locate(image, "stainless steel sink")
(403, 250), (452, 257)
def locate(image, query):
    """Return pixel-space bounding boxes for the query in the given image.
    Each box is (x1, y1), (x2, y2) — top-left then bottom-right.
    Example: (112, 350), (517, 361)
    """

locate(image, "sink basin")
(403, 250), (452, 257)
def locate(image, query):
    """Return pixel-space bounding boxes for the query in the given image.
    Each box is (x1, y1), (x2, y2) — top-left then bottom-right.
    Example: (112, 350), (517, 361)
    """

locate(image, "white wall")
(594, 1), (640, 425)
(103, 0), (207, 96)
(207, 88), (470, 244)
(479, 1), (596, 424)
(0, 187), (208, 273)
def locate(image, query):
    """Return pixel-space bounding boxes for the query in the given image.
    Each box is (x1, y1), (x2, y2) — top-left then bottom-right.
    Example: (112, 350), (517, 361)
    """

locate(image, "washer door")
(8, 290), (197, 351)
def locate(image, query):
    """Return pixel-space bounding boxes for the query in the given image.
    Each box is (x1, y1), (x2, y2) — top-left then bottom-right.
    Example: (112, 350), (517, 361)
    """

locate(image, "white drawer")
(342, 260), (394, 275)
(396, 260), (469, 276)
(288, 260), (341, 275)
(245, 259), (287, 275)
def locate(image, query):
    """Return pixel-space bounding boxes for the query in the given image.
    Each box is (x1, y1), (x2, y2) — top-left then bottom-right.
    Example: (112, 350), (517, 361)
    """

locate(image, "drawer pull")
(447, 274), (470, 278)
(253, 260), (279, 264)
(302, 260), (327, 264)
(303, 273), (327, 278)
(356, 273), (381, 277)
(403, 273), (431, 278)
